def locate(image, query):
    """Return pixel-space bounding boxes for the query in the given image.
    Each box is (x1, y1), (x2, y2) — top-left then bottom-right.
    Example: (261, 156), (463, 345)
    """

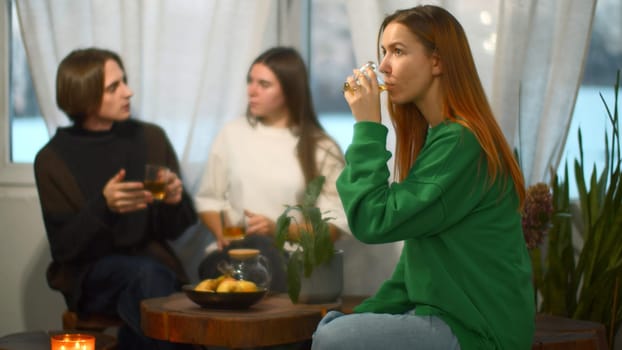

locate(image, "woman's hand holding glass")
(244, 210), (276, 236)
(343, 62), (383, 123)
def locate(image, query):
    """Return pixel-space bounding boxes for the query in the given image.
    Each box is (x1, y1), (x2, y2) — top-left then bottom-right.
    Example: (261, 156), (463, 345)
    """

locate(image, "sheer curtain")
(345, 0), (595, 185)
(15, 0), (273, 190)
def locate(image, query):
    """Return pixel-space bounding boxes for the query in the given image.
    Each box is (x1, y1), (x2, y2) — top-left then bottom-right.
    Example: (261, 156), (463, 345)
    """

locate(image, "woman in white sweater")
(194, 47), (349, 291)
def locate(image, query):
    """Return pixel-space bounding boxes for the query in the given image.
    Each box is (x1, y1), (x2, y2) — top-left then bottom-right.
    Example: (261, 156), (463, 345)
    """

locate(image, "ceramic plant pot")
(298, 249), (344, 304)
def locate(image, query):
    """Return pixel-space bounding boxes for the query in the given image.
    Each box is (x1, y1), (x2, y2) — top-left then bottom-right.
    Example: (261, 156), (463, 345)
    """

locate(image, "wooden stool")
(62, 310), (124, 333)
(533, 314), (608, 350)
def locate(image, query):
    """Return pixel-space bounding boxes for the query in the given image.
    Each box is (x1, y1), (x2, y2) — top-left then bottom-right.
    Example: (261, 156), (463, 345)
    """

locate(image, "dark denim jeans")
(80, 255), (193, 350)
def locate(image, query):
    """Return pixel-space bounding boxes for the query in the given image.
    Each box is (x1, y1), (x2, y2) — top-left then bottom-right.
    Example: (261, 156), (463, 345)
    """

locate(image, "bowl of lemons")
(183, 275), (268, 309)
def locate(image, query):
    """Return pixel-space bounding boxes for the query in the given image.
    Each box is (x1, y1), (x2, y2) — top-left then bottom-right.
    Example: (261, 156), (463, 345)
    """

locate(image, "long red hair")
(379, 5), (525, 206)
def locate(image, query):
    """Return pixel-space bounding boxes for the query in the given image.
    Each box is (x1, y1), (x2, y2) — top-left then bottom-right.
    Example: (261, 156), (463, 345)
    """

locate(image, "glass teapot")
(218, 248), (271, 290)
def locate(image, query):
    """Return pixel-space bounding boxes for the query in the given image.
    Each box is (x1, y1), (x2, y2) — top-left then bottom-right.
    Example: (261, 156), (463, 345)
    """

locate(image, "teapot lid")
(228, 248), (260, 260)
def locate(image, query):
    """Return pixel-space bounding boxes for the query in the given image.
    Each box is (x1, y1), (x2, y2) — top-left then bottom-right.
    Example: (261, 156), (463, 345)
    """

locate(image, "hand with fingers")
(103, 169), (151, 213)
(343, 66), (382, 123)
(162, 171), (184, 205)
(244, 210), (276, 236)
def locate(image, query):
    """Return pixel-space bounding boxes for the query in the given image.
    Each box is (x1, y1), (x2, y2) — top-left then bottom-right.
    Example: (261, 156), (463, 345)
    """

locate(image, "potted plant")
(531, 70), (622, 347)
(274, 175), (343, 303)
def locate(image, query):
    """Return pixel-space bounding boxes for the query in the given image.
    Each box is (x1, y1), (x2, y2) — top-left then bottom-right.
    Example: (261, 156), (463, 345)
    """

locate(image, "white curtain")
(15, 0), (273, 191)
(345, 0), (596, 186)
(493, 0), (596, 185)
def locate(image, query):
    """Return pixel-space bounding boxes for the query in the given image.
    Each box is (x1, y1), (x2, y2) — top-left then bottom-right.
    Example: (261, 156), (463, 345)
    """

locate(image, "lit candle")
(50, 333), (95, 350)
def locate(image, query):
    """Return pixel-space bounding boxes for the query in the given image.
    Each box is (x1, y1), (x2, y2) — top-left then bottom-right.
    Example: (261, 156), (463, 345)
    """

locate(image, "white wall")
(0, 186), (65, 335)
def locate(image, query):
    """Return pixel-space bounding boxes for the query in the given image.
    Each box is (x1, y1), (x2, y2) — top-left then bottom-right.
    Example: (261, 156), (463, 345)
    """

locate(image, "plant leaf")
(275, 209), (292, 249)
(287, 250), (303, 303)
(303, 176), (325, 207)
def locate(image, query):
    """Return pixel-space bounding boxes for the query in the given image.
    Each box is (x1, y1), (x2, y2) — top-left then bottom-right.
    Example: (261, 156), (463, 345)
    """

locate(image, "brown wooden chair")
(62, 310), (124, 333)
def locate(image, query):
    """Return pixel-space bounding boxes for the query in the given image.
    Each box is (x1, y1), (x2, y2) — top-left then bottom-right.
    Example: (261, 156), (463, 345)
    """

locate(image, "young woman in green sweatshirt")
(312, 5), (535, 350)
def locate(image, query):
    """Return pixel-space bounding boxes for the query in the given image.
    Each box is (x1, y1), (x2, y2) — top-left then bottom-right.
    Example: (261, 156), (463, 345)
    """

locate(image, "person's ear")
(431, 50), (442, 76)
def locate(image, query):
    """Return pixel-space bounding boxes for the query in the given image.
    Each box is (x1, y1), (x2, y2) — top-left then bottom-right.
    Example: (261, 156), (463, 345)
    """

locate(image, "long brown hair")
(248, 47), (338, 184)
(379, 5), (525, 206)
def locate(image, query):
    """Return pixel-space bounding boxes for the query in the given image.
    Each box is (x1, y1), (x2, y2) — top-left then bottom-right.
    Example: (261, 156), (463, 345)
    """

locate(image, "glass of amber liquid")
(221, 208), (245, 241)
(144, 164), (169, 201)
(357, 61), (386, 91)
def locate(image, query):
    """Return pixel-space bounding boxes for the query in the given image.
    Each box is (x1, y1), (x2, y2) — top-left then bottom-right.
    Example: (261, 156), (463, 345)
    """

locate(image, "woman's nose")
(247, 84), (257, 96)
(379, 58), (390, 76)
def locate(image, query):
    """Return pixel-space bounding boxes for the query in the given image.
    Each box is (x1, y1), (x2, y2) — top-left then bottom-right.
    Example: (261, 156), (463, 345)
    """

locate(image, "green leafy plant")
(531, 70), (622, 348)
(274, 175), (335, 303)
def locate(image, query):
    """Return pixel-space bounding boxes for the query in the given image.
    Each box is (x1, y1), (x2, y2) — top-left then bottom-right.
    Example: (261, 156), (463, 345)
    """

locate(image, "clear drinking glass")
(343, 61), (386, 92)
(220, 208), (245, 241)
(144, 164), (170, 201)
(358, 61), (386, 90)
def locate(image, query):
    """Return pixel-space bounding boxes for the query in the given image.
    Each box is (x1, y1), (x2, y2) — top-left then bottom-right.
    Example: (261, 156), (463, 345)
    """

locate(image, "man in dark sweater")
(34, 48), (197, 350)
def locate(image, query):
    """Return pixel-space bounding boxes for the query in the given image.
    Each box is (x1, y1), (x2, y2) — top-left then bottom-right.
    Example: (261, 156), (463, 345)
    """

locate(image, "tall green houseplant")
(532, 70), (622, 347)
(274, 176), (335, 303)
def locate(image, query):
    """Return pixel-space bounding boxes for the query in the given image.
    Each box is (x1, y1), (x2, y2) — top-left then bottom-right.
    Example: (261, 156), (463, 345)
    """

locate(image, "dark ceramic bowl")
(182, 284), (267, 309)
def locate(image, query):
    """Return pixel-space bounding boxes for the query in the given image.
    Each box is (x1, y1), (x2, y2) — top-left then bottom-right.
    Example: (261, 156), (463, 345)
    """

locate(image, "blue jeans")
(81, 255), (192, 350)
(311, 310), (461, 350)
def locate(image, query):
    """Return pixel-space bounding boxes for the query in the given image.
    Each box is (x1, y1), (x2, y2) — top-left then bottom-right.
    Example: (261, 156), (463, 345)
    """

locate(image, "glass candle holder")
(50, 333), (95, 350)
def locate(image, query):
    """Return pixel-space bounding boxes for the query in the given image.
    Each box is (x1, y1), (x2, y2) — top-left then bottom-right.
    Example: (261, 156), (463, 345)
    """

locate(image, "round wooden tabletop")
(141, 292), (340, 348)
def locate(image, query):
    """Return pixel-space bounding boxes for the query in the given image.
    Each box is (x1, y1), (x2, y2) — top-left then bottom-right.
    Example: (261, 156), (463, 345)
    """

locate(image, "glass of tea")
(144, 164), (170, 201)
(221, 208), (245, 241)
(359, 61), (386, 90)
(344, 61), (386, 92)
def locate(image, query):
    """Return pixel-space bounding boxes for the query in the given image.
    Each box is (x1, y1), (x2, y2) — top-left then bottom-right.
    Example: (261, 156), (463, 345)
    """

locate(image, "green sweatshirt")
(337, 121), (535, 349)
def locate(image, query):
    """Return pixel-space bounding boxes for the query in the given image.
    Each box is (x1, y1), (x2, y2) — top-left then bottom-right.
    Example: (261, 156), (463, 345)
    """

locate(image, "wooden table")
(532, 314), (608, 350)
(141, 292), (340, 349)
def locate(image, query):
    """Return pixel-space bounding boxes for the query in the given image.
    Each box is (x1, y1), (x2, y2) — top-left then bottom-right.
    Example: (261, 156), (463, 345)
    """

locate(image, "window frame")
(0, 0), (35, 185)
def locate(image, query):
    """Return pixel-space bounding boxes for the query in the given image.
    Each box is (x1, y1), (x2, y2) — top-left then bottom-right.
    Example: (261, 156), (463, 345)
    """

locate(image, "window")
(1, 0), (43, 184)
(9, 0), (48, 164)
(309, 0), (356, 151)
(558, 0), (622, 198)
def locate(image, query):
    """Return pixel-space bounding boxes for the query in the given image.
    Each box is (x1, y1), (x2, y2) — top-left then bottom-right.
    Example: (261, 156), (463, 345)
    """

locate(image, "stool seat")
(62, 310), (124, 332)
